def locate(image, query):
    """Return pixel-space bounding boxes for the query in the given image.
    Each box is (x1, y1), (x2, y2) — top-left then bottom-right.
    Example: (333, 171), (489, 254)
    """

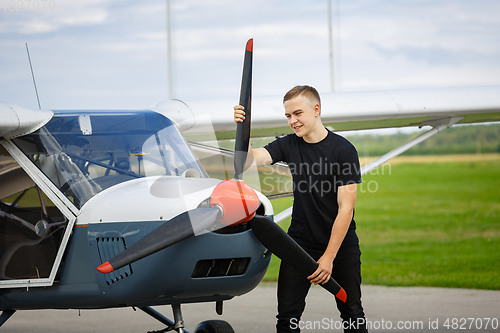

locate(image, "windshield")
(12, 111), (206, 209)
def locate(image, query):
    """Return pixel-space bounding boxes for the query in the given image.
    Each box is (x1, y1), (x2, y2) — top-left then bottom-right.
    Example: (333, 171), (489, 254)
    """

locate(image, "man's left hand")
(307, 256), (334, 285)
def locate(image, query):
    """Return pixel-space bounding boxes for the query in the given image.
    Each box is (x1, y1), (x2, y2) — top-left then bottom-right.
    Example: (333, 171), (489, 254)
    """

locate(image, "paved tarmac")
(2, 283), (499, 333)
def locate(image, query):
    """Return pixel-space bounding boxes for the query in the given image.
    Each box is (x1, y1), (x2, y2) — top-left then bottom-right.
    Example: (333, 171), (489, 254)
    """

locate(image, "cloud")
(340, 0), (500, 53)
(0, 0), (114, 34)
(1, 0), (500, 110)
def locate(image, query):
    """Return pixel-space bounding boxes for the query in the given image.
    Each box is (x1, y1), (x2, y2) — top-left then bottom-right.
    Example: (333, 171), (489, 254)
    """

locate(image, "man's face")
(284, 94), (320, 138)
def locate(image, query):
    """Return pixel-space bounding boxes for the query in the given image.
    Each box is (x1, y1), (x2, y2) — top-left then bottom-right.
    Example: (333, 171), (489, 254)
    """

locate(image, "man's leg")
(276, 261), (312, 333)
(332, 244), (368, 333)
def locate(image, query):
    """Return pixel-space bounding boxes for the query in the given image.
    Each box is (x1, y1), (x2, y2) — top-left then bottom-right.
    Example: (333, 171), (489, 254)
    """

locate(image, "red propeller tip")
(336, 288), (347, 303)
(97, 261), (114, 273)
(246, 38), (253, 52)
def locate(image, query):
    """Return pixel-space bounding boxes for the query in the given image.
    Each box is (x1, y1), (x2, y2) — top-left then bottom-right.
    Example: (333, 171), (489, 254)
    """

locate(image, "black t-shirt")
(264, 130), (362, 251)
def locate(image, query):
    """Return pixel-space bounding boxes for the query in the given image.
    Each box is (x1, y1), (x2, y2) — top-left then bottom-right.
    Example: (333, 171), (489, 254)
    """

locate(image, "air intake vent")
(96, 237), (132, 285)
(191, 258), (251, 278)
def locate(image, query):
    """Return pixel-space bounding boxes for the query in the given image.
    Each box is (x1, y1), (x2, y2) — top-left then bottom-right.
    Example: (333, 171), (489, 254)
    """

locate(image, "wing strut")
(360, 116), (463, 176)
(274, 116), (463, 220)
(274, 206), (292, 223)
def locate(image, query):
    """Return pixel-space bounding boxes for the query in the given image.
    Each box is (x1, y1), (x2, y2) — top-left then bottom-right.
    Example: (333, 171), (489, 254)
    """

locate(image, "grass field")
(264, 154), (500, 290)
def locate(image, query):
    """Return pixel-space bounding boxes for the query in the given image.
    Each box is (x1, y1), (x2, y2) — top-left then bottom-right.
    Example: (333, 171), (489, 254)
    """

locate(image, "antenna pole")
(25, 43), (41, 109)
(166, 0), (173, 100)
(335, 0), (342, 91)
(328, 0), (334, 92)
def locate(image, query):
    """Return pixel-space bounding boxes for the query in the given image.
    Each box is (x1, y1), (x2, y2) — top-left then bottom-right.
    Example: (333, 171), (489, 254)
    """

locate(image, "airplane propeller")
(97, 38), (347, 303)
(96, 178), (260, 274)
(97, 39), (259, 275)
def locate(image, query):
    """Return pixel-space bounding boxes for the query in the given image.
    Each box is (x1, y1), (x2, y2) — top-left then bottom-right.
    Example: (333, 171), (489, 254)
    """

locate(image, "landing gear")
(139, 305), (186, 333)
(139, 304), (234, 333)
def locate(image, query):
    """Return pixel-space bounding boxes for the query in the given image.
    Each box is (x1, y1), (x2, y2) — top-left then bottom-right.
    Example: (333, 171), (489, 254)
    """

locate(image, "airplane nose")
(96, 179), (260, 274)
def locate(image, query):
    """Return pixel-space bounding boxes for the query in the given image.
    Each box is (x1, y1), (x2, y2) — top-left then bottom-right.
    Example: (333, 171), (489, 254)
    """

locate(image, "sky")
(1, 0), (500, 117)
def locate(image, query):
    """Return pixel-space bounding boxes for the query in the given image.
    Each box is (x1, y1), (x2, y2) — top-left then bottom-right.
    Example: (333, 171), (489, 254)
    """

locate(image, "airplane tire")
(194, 320), (235, 333)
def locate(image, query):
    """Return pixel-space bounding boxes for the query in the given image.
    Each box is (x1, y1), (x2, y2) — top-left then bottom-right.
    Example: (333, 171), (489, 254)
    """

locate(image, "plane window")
(0, 186), (67, 280)
(11, 111), (207, 209)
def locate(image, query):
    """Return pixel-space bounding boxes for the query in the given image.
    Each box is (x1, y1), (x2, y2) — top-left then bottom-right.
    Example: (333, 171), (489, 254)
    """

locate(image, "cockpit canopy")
(12, 110), (207, 209)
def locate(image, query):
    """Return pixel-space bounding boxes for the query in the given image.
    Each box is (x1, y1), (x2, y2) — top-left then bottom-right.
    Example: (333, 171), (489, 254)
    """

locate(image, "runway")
(2, 283), (499, 332)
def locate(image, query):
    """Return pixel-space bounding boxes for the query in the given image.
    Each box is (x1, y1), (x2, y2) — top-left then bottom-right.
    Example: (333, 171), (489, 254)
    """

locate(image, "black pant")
(276, 243), (368, 332)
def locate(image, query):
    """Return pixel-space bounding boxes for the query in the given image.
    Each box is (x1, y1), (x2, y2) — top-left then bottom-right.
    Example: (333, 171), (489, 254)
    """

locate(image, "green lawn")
(264, 159), (500, 290)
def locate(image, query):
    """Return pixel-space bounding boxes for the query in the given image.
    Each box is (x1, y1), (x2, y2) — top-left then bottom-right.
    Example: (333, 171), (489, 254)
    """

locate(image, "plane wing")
(157, 85), (500, 140)
(2, 86), (500, 143)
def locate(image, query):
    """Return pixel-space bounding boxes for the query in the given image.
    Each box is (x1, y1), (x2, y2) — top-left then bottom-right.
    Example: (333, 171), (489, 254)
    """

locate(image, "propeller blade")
(251, 215), (347, 303)
(234, 38), (253, 180)
(97, 208), (220, 273)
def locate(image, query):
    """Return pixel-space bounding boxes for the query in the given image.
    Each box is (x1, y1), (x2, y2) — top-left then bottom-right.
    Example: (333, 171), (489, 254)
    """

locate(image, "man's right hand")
(232, 105), (273, 166)
(234, 105), (245, 123)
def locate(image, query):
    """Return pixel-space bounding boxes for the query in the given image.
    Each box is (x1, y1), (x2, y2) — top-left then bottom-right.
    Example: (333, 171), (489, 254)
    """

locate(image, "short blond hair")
(283, 85), (321, 108)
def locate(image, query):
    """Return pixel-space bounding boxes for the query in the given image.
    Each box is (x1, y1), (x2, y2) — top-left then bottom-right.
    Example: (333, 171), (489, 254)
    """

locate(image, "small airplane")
(1, 39), (499, 332)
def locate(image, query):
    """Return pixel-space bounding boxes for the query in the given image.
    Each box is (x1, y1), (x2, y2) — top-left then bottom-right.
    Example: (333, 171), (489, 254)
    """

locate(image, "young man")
(234, 85), (368, 332)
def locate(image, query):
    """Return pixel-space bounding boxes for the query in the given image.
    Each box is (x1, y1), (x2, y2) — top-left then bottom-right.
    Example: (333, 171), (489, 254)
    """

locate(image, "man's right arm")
(234, 105), (273, 166)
